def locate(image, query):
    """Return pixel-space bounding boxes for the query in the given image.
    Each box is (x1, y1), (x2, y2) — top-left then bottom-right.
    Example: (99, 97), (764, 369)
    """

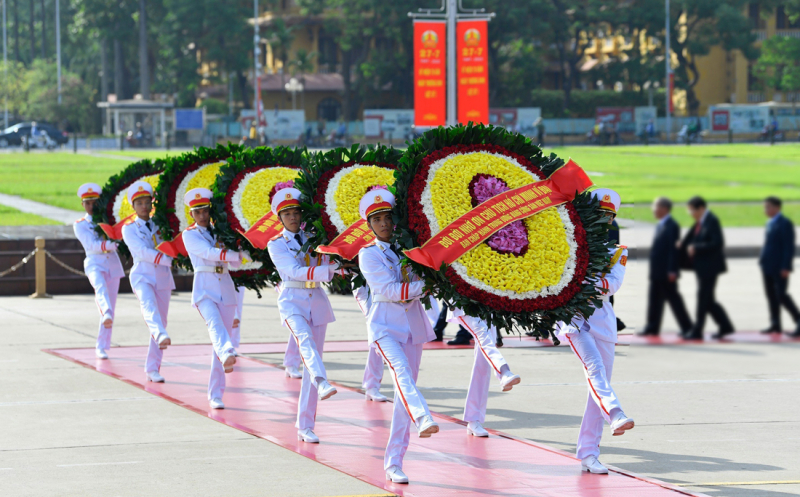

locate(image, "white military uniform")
(232, 285), (245, 348)
(555, 188), (630, 464)
(121, 181), (175, 376)
(73, 183), (125, 357)
(359, 286), (439, 394)
(181, 188), (243, 403)
(446, 308), (514, 424)
(357, 190), (438, 475)
(266, 188), (342, 435)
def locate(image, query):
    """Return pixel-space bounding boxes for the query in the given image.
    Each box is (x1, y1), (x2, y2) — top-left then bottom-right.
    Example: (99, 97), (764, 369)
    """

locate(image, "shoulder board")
(185, 225), (197, 231)
(75, 217), (87, 223)
(268, 232), (284, 243)
(616, 244), (628, 250)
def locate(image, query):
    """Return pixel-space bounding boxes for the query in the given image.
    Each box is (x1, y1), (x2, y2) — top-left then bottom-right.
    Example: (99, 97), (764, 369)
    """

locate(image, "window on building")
(317, 98), (342, 121)
(747, 63), (762, 91)
(748, 3), (766, 29)
(776, 6), (800, 29)
(318, 36), (339, 66)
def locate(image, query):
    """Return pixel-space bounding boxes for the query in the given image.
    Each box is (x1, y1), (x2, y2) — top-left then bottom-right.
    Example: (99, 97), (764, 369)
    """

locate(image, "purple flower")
(274, 180), (295, 191)
(469, 174), (529, 256)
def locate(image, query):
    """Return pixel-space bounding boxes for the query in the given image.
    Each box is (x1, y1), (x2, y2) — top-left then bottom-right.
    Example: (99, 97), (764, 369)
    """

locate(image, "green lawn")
(552, 143), (800, 204)
(2, 144), (800, 226)
(0, 205), (61, 226)
(619, 202), (800, 228)
(0, 152), (132, 210)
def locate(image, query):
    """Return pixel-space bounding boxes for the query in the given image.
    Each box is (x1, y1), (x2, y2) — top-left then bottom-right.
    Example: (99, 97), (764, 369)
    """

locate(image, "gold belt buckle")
(215, 266), (223, 274)
(304, 282), (316, 289)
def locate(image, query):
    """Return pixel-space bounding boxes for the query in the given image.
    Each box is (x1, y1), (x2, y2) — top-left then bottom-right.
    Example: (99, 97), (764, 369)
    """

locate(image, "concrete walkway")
(0, 193), (83, 225)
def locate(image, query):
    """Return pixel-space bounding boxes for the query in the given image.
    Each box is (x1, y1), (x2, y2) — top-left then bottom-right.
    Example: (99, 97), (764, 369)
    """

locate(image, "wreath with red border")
(395, 124), (611, 340)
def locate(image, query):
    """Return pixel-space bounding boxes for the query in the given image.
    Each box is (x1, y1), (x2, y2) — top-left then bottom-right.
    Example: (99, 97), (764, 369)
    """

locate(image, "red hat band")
(276, 198), (300, 214)
(365, 201), (393, 219)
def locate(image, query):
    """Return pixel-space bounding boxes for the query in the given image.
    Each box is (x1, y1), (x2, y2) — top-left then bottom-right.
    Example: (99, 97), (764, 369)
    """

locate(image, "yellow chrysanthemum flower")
(429, 152), (570, 294)
(333, 166), (395, 226)
(182, 162), (223, 221)
(241, 167), (299, 226)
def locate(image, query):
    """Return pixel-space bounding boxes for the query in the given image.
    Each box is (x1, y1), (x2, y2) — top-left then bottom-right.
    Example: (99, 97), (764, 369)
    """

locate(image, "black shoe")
(616, 317), (626, 332)
(683, 331), (704, 340)
(711, 328), (735, 340)
(431, 336), (444, 342)
(496, 335), (504, 348)
(786, 324), (800, 338)
(447, 336), (472, 346)
(637, 328), (657, 336)
(761, 327), (781, 334)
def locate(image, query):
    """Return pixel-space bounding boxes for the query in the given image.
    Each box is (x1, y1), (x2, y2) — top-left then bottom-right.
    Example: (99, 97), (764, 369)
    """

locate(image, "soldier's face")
(82, 198), (97, 216)
(190, 207), (211, 227)
(368, 211), (393, 242)
(133, 197), (152, 219)
(279, 207), (302, 232)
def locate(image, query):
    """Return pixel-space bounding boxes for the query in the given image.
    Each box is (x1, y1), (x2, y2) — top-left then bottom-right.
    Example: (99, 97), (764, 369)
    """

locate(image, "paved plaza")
(1, 257), (798, 496)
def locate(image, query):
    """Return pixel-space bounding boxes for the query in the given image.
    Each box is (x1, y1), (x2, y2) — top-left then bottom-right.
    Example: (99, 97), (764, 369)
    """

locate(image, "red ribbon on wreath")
(405, 159), (593, 269)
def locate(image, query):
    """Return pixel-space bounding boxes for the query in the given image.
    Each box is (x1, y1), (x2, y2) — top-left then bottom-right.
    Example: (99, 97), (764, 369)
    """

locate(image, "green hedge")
(530, 89), (666, 118)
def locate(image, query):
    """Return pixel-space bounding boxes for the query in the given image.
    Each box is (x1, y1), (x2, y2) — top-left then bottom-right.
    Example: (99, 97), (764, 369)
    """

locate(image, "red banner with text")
(405, 160), (593, 270)
(237, 212), (284, 250)
(414, 21), (446, 127)
(457, 20), (489, 125)
(316, 219), (376, 261)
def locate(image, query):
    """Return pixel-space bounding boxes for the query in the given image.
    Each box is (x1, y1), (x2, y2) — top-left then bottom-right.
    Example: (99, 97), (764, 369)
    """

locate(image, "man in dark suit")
(607, 219), (626, 331)
(640, 197), (693, 335)
(680, 196), (734, 340)
(759, 196), (800, 337)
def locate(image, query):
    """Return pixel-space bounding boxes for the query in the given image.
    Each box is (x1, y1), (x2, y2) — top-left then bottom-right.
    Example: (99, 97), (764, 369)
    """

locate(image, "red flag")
(457, 20), (489, 124)
(98, 213), (136, 241)
(317, 219), (376, 261)
(239, 212), (284, 250)
(414, 21), (446, 127)
(156, 232), (188, 258)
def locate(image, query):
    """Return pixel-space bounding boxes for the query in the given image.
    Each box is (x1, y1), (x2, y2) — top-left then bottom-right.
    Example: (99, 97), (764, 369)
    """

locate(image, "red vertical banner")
(414, 21), (446, 127)
(457, 20), (489, 125)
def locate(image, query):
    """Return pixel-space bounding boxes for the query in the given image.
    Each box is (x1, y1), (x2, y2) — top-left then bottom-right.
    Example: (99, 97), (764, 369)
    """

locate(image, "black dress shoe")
(431, 336), (444, 342)
(636, 328), (657, 336)
(616, 317), (627, 332)
(683, 331), (704, 340)
(761, 327), (781, 334)
(786, 325), (800, 338)
(711, 328), (735, 340)
(447, 336), (472, 345)
(496, 334), (504, 348)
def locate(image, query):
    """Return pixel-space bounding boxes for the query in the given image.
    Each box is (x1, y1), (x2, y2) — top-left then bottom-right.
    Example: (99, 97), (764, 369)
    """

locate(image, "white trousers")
(457, 316), (507, 423)
(86, 269), (120, 351)
(362, 343), (385, 390)
(565, 331), (622, 460)
(196, 299), (237, 401)
(374, 335), (430, 470)
(283, 335), (301, 368)
(131, 282), (170, 374)
(284, 315), (328, 430)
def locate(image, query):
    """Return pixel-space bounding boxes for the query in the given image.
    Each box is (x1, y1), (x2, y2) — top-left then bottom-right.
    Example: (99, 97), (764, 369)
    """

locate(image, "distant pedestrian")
(759, 196), (800, 337)
(640, 197), (693, 336)
(607, 218), (626, 332)
(535, 118), (545, 146)
(680, 196), (734, 340)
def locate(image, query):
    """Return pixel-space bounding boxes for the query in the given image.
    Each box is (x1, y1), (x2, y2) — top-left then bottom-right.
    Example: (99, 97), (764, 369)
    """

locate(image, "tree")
(668, 0), (759, 115)
(754, 35), (800, 105)
(19, 60), (96, 132)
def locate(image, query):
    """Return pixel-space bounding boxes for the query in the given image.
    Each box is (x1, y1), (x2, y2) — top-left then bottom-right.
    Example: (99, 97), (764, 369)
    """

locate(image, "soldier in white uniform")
(555, 188), (635, 474)
(359, 287), (439, 402)
(73, 183), (126, 359)
(445, 308), (521, 437)
(357, 189), (439, 484)
(267, 188), (343, 444)
(182, 188), (244, 409)
(121, 181), (175, 383)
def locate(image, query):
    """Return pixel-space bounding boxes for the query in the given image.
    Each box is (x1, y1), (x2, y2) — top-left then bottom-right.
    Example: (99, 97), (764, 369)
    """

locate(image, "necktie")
(146, 221), (152, 232)
(294, 233), (303, 247)
(694, 222), (701, 236)
(390, 243), (402, 259)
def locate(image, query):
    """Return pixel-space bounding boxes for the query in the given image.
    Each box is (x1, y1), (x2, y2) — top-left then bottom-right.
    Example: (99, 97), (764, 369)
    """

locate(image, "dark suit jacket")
(681, 211), (727, 277)
(650, 216), (680, 280)
(759, 213), (795, 275)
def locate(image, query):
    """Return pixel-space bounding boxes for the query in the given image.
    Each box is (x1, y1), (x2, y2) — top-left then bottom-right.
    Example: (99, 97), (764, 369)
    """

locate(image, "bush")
(199, 97), (229, 115)
(531, 89), (666, 118)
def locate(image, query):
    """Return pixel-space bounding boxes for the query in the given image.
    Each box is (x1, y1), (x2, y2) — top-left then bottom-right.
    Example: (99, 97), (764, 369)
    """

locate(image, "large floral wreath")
(92, 158), (165, 259)
(297, 145), (403, 291)
(395, 124), (610, 339)
(152, 144), (240, 270)
(211, 146), (306, 292)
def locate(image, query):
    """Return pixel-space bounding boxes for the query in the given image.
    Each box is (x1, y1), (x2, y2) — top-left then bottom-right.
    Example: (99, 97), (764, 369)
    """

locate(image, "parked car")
(0, 122), (69, 148)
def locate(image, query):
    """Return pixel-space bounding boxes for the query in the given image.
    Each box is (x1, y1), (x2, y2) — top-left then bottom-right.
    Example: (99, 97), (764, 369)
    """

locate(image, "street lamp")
(284, 77), (304, 111)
